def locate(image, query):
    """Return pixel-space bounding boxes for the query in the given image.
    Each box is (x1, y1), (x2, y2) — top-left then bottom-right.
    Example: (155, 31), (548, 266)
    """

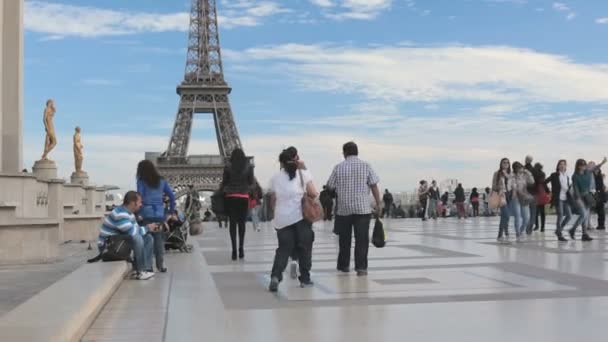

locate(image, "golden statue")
(73, 126), (84, 173)
(41, 99), (57, 160)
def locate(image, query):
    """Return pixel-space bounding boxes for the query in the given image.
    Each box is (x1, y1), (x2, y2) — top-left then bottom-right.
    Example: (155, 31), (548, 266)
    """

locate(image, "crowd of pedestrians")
(94, 144), (607, 290)
(491, 155), (606, 243)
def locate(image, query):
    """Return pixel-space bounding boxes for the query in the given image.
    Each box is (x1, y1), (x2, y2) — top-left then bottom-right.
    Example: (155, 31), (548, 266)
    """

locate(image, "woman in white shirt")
(267, 147), (318, 292)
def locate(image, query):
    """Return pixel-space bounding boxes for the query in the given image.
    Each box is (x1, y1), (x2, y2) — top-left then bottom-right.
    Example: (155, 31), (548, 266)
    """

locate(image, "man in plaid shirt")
(326, 141), (381, 276)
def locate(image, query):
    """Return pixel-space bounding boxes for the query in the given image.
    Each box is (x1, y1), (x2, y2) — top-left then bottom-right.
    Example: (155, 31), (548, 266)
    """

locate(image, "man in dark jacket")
(382, 189), (394, 218)
(593, 165), (606, 230)
(524, 155), (538, 234)
(454, 184), (466, 219)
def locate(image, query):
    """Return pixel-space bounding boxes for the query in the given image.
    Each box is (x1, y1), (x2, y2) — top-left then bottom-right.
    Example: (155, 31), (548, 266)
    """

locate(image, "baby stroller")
(164, 210), (193, 253)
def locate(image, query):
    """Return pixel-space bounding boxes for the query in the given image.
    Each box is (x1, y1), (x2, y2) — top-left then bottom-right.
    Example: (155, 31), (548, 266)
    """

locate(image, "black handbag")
(372, 217), (386, 248)
(101, 235), (133, 262)
(583, 193), (596, 208)
(211, 189), (226, 215)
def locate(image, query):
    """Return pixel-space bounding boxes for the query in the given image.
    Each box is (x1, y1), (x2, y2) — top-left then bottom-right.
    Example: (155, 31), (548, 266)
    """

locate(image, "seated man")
(98, 191), (157, 280)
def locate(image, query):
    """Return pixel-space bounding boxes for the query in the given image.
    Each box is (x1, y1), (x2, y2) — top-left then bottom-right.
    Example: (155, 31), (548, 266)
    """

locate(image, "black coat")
(454, 188), (465, 202)
(545, 172), (569, 206)
(221, 164), (254, 194)
(595, 172), (606, 203)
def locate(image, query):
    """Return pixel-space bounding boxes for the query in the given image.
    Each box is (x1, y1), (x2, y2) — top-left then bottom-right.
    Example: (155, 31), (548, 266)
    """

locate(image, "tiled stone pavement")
(84, 216), (608, 341)
(0, 242), (97, 317)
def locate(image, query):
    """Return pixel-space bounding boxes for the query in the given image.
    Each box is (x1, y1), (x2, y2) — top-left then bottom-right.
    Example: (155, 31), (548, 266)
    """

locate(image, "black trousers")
(420, 199), (428, 219)
(225, 197), (248, 252)
(597, 201), (606, 228)
(336, 214), (371, 271)
(270, 220), (314, 282)
(322, 202), (334, 221)
(535, 205), (546, 230)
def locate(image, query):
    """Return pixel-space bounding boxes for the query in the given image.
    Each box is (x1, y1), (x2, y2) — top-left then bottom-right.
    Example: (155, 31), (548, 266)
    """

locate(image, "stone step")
(0, 261), (128, 341)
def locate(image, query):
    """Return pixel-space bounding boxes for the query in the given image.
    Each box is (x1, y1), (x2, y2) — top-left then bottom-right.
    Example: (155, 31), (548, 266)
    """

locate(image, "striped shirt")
(327, 156), (380, 216)
(98, 206), (145, 246)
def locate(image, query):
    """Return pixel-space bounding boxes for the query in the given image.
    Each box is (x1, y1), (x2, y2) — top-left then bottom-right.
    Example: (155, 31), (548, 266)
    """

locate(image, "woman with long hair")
(221, 148), (255, 260)
(267, 147), (318, 292)
(545, 159), (572, 241)
(136, 160), (176, 273)
(570, 157), (607, 241)
(492, 158), (512, 242)
(532, 163), (550, 232)
(470, 187), (480, 217)
(511, 162), (535, 242)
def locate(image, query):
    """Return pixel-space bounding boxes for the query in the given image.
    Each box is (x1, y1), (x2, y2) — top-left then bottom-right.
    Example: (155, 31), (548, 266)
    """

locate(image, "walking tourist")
(267, 147), (317, 292)
(483, 187), (491, 216)
(569, 158), (606, 241)
(592, 164), (606, 230)
(441, 191), (449, 217)
(524, 155), (538, 234)
(418, 181), (429, 221)
(249, 180), (263, 232)
(320, 186), (335, 221)
(492, 158), (512, 242)
(511, 161), (534, 242)
(470, 187), (480, 217)
(532, 163), (550, 232)
(136, 160), (176, 273)
(454, 184), (466, 219)
(327, 141), (381, 276)
(545, 159), (572, 241)
(428, 180), (440, 220)
(99, 191), (155, 280)
(382, 189), (394, 218)
(221, 148), (255, 260)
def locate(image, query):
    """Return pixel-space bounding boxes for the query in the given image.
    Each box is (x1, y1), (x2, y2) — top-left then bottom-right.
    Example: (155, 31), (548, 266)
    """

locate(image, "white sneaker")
(136, 271), (155, 280)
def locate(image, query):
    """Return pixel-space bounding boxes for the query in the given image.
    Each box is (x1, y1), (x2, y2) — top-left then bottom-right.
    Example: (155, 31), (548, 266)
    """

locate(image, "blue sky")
(22, 0), (608, 192)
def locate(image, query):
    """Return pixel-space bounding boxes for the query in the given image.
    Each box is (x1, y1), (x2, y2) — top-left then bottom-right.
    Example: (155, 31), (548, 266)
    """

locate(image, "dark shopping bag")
(102, 235), (133, 262)
(372, 217), (386, 248)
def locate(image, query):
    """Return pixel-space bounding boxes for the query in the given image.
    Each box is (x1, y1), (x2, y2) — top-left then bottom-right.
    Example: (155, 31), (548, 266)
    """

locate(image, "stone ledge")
(0, 261), (128, 342)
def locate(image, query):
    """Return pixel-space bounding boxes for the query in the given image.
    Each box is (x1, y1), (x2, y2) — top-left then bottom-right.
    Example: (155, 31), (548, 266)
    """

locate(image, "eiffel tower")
(150, 0), (245, 198)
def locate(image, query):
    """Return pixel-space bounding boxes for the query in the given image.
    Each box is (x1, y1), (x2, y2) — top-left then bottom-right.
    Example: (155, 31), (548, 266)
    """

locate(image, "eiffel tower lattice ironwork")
(152, 0), (245, 197)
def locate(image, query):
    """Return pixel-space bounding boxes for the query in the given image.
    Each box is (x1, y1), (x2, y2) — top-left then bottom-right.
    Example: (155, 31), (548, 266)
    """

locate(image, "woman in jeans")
(545, 160), (572, 241)
(221, 148), (255, 260)
(570, 157), (607, 241)
(492, 158), (512, 242)
(268, 147), (318, 292)
(136, 160), (176, 273)
(511, 162), (535, 242)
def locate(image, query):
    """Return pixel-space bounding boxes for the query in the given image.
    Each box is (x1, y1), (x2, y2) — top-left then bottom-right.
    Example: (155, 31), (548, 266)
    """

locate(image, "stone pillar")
(47, 179), (65, 240)
(1, 0), (24, 173)
(84, 186), (95, 214)
(0, 1), (4, 168)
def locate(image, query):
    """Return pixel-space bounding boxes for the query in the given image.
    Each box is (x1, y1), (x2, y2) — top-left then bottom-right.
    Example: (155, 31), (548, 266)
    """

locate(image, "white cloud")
(310, 0), (394, 20)
(233, 43), (608, 104)
(596, 18), (608, 24)
(309, 0), (335, 8)
(24, 1), (289, 38)
(552, 2), (576, 20)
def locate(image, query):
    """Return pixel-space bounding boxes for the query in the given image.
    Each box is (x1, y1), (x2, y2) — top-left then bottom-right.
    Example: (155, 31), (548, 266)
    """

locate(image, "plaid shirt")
(327, 156), (380, 216)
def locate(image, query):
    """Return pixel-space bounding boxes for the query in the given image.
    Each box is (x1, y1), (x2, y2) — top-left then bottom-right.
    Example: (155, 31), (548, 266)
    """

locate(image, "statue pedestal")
(70, 171), (89, 186)
(32, 159), (57, 180)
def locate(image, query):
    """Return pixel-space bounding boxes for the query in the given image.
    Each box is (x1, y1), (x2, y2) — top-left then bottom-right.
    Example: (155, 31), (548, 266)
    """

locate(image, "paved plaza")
(84, 217), (608, 341)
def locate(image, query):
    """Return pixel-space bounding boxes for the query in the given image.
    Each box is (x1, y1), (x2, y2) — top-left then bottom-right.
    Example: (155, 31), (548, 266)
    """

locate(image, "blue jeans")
(142, 217), (166, 271)
(498, 202), (511, 237)
(251, 205), (261, 229)
(571, 199), (589, 234)
(131, 234), (154, 272)
(512, 198), (530, 236)
(556, 199), (572, 234)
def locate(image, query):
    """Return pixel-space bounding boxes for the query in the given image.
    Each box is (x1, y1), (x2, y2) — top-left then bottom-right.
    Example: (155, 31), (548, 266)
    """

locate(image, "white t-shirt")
(268, 169), (313, 229)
